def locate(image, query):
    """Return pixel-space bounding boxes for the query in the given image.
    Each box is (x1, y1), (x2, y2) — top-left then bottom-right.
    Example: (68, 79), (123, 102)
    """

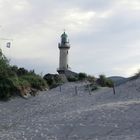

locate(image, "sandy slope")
(0, 78), (140, 140)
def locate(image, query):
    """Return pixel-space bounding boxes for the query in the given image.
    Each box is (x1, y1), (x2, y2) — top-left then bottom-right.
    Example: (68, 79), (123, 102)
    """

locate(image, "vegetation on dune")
(67, 77), (78, 82)
(81, 73), (114, 92)
(67, 72), (88, 82)
(43, 74), (63, 89)
(0, 77), (16, 100)
(78, 73), (87, 81)
(66, 71), (113, 91)
(0, 50), (48, 100)
(87, 75), (96, 84)
(20, 74), (47, 90)
(131, 70), (140, 80)
(1, 48), (139, 100)
(97, 75), (114, 88)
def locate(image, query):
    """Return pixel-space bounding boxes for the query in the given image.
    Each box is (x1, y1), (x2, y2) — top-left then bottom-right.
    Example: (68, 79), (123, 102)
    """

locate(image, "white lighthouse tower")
(57, 32), (78, 81)
(57, 31), (70, 74)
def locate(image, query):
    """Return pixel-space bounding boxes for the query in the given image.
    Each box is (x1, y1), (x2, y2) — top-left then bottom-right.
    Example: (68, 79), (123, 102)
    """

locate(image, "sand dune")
(0, 78), (140, 140)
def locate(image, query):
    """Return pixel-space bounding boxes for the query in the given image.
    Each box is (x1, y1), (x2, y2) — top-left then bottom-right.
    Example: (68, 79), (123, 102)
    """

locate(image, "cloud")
(0, 0), (140, 77)
(120, 0), (140, 10)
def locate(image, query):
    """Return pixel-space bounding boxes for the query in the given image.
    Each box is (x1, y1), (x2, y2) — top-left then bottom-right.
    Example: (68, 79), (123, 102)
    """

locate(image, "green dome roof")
(61, 32), (68, 38)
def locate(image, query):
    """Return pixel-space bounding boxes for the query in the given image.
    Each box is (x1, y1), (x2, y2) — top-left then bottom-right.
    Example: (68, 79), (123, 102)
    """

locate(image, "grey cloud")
(0, 0), (140, 77)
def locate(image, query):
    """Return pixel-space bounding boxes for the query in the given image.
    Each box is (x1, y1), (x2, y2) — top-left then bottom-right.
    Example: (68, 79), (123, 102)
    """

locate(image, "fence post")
(113, 84), (116, 95)
(88, 84), (91, 95)
(75, 86), (78, 95)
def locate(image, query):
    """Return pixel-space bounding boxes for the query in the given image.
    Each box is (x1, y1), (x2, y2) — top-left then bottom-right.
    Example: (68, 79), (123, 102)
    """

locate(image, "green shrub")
(54, 74), (62, 83)
(0, 50), (48, 100)
(85, 84), (98, 91)
(87, 75), (96, 84)
(78, 73), (87, 81)
(17, 67), (28, 76)
(131, 70), (140, 80)
(97, 74), (113, 87)
(106, 79), (114, 87)
(98, 75), (106, 87)
(11, 76), (30, 88)
(0, 51), (10, 77)
(0, 77), (16, 100)
(21, 74), (47, 90)
(67, 77), (78, 82)
(43, 74), (62, 89)
(43, 74), (55, 87)
(91, 85), (98, 91)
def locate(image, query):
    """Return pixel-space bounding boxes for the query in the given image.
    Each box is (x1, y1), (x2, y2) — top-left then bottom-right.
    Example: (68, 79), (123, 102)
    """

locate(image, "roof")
(61, 32), (68, 38)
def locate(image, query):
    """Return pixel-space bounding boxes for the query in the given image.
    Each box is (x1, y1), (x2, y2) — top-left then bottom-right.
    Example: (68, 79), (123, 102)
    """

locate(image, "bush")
(131, 70), (140, 80)
(10, 76), (30, 89)
(106, 79), (114, 87)
(21, 74), (47, 90)
(43, 74), (56, 87)
(97, 74), (113, 87)
(0, 51), (10, 77)
(78, 73), (87, 81)
(67, 77), (78, 82)
(0, 77), (16, 100)
(85, 84), (98, 91)
(97, 75), (106, 87)
(0, 50), (48, 100)
(54, 74), (62, 83)
(87, 75), (96, 84)
(91, 85), (98, 91)
(43, 74), (62, 89)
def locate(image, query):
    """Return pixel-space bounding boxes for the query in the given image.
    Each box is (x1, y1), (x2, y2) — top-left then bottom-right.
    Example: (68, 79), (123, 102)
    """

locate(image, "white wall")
(59, 48), (69, 70)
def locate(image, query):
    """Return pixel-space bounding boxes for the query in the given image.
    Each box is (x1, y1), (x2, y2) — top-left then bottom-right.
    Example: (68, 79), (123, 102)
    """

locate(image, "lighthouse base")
(57, 69), (78, 82)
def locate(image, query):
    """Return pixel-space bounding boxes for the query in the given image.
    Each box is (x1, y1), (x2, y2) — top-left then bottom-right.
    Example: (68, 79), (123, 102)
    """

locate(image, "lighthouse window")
(67, 51), (68, 54)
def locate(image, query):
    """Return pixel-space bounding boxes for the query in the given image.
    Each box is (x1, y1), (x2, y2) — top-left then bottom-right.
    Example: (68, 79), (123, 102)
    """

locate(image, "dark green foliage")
(91, 85), (98, 91)
(47, 78), (54, 86)
(85, 84), (98, 91)
(87, 75), (96, 84)
(106, 79), (114, 87)
(11, 76), (30, 88)
(43, 74), (55, 87)
(98, 75), (106, 86)
(10, 65), (18, 74)
(43, 74), (62, 89)
(67, 77), (78, 82)
(21, 74), (47, 90)
(0, 50), (10, 77)
(54, 74), (62, 83)
(0, 77), (16, 99)
(17, 67), (28, 76)
(0, 50), (16, 99)
(131, 70), (140, 80)
(97, 75), (113, 87)
(78, 73), (87, 81)
(0, 50), (48, 100)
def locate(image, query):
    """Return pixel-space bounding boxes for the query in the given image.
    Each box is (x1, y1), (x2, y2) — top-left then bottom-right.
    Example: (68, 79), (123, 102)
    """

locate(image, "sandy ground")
(0, 78), (140, 140)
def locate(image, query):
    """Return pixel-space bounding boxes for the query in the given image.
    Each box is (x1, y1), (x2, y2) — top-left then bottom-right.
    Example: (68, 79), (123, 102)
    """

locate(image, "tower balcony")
(58, 43), (70, 49)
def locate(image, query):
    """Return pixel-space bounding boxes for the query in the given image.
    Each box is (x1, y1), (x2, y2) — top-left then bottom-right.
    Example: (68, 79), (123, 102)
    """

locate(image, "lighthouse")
(57, 32), (78, 80)
(57, 32), (70, 74)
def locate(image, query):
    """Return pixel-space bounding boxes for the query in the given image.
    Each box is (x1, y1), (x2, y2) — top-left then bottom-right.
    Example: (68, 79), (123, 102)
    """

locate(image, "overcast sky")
(0, 0), (140, 77)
